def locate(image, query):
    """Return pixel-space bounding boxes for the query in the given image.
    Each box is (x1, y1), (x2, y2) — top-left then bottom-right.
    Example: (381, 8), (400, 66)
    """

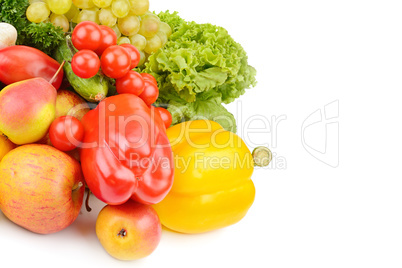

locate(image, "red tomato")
(49, 116), (84, 152)
(140, 73), (157, 86)
(100, 45), (131, 79)
(71, 21), (102, 51)
(138, 81), (159, 106)
(115, 70), (145, 96)
(155, 107), (172, 129)
(71, 49), (100, 78)
(120, 43), (141, 69)
(95, 26), (117, 56)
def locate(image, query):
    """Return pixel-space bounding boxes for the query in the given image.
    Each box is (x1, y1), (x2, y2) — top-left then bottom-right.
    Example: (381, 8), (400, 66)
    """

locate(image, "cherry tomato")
(100, 45), (131, 79)
(155, 107), (172, 129)
(138, 80), (159, 106)
(71, 21), (102, 51)
(120, 43), (141, 69)
(140, 73), (157, 86)
(115, 70), (145, 96)
(49, 116), (84, 152)
(95, 25), (117, 56)
(71, 49), (100, 78)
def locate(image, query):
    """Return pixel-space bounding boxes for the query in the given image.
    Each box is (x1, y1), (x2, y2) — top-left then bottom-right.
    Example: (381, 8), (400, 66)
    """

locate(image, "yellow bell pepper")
(153, 120), (255, 234)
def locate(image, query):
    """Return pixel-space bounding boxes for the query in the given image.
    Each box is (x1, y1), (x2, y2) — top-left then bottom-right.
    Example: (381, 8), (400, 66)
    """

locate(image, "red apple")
(0, 144), (85, 234)
(96, 200), (162, 260)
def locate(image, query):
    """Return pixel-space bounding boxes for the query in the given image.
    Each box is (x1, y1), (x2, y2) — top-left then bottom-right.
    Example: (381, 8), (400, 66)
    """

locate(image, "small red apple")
(96, 200), (162, 260)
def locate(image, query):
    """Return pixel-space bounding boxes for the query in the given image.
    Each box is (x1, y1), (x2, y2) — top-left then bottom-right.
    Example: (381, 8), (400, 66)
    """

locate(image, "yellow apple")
(0, 144), (85, 234)
(55, 89), (90, 121)
(96, 200), (162, 260)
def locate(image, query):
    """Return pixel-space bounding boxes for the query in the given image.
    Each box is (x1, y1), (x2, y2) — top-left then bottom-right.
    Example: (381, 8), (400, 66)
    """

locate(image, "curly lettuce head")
(143, 11), (257, 133)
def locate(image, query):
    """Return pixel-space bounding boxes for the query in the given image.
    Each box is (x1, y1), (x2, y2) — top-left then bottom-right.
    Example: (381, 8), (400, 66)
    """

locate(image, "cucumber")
(54, 36), (108, 102)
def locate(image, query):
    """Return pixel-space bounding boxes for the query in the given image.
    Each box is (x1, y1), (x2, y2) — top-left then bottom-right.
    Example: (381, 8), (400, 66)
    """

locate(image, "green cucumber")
(54, 36), (108, 102)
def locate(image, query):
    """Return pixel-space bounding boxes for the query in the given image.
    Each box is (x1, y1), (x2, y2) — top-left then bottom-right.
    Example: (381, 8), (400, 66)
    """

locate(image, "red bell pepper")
(0, 46), (64, 90)
(80, 94), (174, 205)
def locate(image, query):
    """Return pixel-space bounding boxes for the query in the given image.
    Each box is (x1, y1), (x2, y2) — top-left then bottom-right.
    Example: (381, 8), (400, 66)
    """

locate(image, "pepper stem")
(85, 188), (92, 212)
(252, 146), (272, 167)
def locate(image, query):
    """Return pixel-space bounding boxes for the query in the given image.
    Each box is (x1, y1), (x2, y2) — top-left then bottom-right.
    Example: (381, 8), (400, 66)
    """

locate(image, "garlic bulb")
(0, 23), (18, 49)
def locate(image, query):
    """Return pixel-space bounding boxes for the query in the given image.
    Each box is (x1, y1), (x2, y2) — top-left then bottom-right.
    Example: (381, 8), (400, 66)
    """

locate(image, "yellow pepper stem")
(252, 146), (272, 167)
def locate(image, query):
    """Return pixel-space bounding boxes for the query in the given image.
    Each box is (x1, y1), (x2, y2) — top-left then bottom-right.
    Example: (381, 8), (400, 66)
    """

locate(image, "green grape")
(65, 3), (79, 21)
(117, 15), (140, 36)
(111, 0), (130, 18)
(144, 34), (161, 54)
(26, 2), (51, 23)
(47, 0), (72, 14)
(156, 31), (167, 46)
(138, 13), (160, 38)
(71, 12), (80, 23)
(137, 50), (145, 66)
(72, 0), (95, 9)
(141, 10), (152, 17)
(111, 24), (122, 39)
(159, 22), (172, 38)
(129, 0), (149, 16)
(93, 0), (112, 8)
(99, 8), (117, 27)
(76, 8), (100, 24)
(129, 34), (146, 51)
(117, 36), (131, 45)
(50, 13), (69, 32)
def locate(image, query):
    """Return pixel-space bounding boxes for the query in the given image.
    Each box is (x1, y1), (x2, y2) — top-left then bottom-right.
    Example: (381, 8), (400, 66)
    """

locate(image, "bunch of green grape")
(25, 0), (172, 67)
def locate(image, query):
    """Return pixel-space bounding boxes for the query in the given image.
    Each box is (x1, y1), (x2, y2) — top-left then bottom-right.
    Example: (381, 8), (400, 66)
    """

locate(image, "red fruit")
(155, 107), (172, 129)
(100, 45), (131, 79)
(120, 43), (141, 69)
(49, 116), (84, 152)
(115, 70), (145, 96)
(138, 81), (159, 106)
(71, 49), (100, 79)
(95, 26), (118, 55)
(71, 21), (102, 51)
(140, 73), (157, 86)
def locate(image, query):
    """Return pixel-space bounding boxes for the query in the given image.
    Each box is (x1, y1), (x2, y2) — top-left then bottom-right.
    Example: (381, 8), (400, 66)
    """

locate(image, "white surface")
(1, 0), (402, 267)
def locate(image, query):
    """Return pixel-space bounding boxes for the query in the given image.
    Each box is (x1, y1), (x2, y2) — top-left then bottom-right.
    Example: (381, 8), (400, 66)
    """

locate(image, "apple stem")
(85, 188), (92, 212)
(48, 60), (65, 86)
(72, 181), (83, 192)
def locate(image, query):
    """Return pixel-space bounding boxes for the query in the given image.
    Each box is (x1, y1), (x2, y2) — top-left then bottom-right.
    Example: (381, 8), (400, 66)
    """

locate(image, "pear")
(0, 77), (57, 145)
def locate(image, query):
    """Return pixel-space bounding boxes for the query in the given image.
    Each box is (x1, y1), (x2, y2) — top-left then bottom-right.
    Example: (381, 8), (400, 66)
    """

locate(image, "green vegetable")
(55, 36), (109, 102)
(142, 11), (257, 133)
(0, 0), (64, 54)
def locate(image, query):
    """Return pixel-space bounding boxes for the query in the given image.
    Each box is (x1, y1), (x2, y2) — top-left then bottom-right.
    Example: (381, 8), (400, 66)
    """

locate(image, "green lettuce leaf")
(156, 90), (237, 133)
(142, 11), (257, 132)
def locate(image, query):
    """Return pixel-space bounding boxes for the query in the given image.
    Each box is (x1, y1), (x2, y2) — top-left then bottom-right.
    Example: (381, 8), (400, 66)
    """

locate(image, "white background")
(1, 0), (402, 267)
